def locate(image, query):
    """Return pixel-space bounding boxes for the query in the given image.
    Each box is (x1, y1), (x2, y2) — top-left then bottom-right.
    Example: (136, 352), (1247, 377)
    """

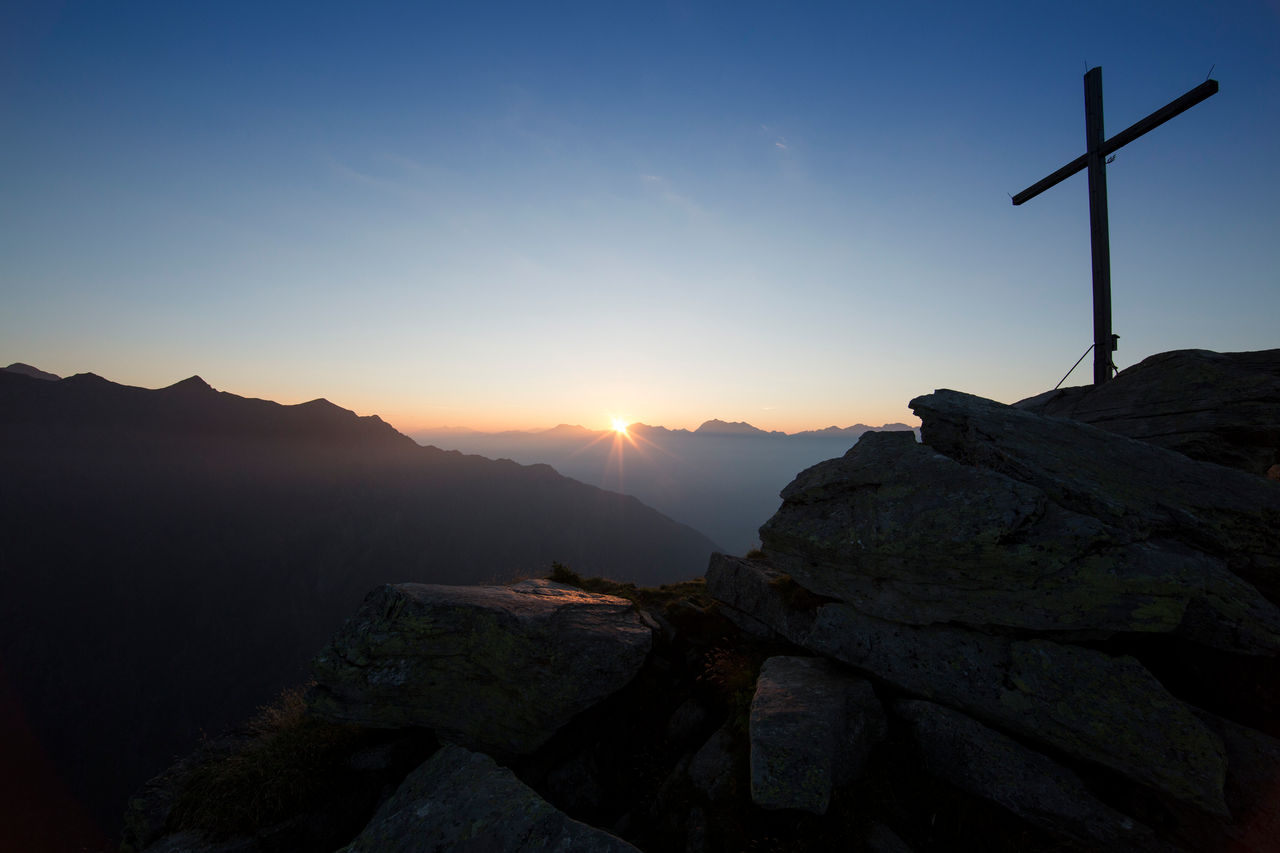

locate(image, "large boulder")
(759, 428), (1280, 655)
(708, 554), (1230, 815)
(687, 722), (740, 803)
(309, 579), (653, 753)
(894, 699), (1160, 851)
(748, 655), (885, 814)
(1189, 710), (1280, 853)
(912, 388), (1280, 607)
(341, 744), (639, 852)
(1015, 348), (1280, 478)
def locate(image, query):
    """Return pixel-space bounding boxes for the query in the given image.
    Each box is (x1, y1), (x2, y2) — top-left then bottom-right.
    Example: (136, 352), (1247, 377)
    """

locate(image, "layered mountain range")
(0, 366), (716, 846)
(415, 419), (917, 553)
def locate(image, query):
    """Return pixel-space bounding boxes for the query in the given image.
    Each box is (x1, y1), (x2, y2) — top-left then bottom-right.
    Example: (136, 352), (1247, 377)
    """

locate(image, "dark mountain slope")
(0, 370), (716, 843)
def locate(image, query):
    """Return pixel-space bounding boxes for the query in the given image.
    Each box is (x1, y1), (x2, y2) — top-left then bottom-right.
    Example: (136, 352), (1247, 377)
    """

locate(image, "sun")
(610, 417), (629, 435)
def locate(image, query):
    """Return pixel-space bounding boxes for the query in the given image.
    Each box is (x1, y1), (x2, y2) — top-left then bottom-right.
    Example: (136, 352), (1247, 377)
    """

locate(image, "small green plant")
(168, 685), (367, 838)
(548, 561), (584, 586)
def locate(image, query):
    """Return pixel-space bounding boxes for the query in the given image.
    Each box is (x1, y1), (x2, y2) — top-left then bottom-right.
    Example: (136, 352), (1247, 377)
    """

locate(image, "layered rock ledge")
(708, 354), (1280, 848)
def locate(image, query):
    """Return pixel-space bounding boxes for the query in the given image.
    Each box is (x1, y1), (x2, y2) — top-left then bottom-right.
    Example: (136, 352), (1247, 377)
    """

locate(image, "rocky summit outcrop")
(308, 579), (653, 754)
(1016, 348), (1280, 478)
(710, 352), (1280, 850)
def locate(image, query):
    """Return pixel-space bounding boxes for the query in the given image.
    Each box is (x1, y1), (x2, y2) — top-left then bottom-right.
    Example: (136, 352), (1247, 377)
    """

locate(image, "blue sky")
(3, 1), (1277, 431)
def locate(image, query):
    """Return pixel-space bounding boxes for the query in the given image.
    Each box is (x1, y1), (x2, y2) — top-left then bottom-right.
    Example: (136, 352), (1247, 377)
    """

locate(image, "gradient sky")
(3, 1), (1277, 433)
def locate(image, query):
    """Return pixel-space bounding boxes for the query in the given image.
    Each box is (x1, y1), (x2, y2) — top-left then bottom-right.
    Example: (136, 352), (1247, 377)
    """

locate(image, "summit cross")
(1013, 67), (1218, 385)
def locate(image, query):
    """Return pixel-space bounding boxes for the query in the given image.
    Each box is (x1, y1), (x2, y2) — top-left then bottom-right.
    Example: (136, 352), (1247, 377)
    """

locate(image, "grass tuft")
(698, 643), (764, 736)
(167, 685), (368, 839)
(545, 562), (712, 613)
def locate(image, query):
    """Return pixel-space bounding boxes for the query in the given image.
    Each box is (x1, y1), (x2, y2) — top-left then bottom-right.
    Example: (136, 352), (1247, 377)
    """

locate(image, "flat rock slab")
(749, 655), (885, 814)
(309, 579), (652, 754)
(912, 388), (1280, 609)
(707, 554), (1229, 815)
(895, 700), (1159, 851)
(1015, 348), (1280, 478)
(341, 744), (639, 852)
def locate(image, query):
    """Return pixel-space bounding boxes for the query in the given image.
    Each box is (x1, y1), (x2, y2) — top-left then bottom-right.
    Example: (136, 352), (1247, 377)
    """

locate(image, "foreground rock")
(1188, 710), (1280, 853)
(709, 554), (1229, 815)
(913, 388), (1280, 607)
(309, 579), (653, 753)
(1016, 348), (1280, 478)
(341, 744), (638, 852)
(759, 428), (1280, 654)
(895, 700), (1160, 851)
(749, 655), (885, 814)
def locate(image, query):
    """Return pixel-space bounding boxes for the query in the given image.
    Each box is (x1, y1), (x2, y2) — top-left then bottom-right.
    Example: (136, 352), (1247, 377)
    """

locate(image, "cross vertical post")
(1012, 68), (1218, 386)
(1084, 67), (1113, 385)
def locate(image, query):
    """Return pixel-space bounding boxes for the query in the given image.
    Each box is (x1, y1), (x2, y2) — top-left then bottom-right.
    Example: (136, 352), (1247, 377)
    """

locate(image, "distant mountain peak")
(65, 372), (110, 385)
(694, 419), (776, 436)
(163, 376), (216, 394)
(544, 423), (593, 435)
(3, 362), (60, 381)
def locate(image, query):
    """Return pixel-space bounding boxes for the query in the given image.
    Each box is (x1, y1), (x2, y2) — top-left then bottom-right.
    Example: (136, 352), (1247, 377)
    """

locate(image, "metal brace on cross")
(1013, 67), (1218, 385)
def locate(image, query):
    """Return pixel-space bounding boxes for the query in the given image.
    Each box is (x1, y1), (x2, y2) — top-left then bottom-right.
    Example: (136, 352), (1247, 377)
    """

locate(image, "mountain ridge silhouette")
(0, 367), (717, 843)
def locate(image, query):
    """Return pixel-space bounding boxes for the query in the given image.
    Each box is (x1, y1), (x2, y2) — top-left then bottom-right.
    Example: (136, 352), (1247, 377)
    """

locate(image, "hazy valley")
(414, 419), (918, 555)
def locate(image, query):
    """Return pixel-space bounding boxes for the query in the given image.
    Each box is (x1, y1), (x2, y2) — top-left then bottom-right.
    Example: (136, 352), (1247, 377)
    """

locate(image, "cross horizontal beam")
(1012, 78), (1218, 206)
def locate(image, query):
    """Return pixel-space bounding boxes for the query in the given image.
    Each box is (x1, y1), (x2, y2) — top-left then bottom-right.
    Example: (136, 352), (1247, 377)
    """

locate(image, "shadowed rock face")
(748, 655), (885, 815)
(709, 554), (1230, 815)
(894, 700), (1159, 850)
(309, 579), (653, 754)
(341, 745), (639, 853)
(1015, 348), (1280, 478)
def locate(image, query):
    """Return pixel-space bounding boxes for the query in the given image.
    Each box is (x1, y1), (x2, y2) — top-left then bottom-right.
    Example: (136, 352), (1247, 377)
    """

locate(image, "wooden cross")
(1013, 67), (1218, 385)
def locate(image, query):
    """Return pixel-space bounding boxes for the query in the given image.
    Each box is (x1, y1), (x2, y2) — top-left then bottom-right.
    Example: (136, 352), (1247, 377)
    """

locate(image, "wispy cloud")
(639, 174), (706, 218)
(321, 151), (459, 208)
(758, 123), (792, 153)
(322, 154), (428, 202)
